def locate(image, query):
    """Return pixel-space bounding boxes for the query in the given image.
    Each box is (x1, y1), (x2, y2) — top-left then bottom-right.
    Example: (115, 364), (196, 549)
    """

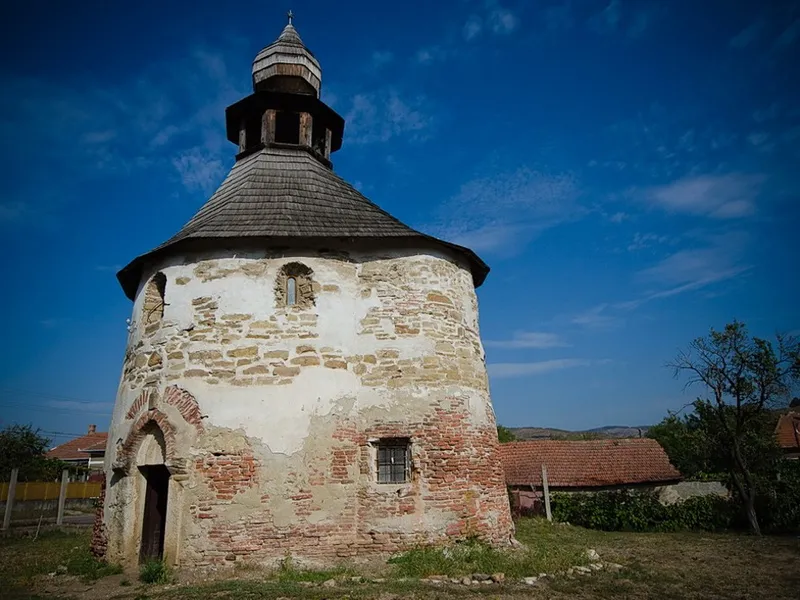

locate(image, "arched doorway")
(137, 423), (170, 563)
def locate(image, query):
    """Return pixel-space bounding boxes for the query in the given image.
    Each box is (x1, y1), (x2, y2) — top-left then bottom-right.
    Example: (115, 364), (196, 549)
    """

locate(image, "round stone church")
(96, 18), (513, 568)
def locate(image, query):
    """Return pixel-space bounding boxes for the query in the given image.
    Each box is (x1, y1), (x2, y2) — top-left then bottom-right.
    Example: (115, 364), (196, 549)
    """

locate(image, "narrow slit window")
(143, 272), (167, 326)
(287, 277), (297, 306)
(377, 439), (411, 484)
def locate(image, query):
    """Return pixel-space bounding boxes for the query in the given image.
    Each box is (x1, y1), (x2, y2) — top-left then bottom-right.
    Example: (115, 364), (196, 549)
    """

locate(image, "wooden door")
(139, 465), (170, 563)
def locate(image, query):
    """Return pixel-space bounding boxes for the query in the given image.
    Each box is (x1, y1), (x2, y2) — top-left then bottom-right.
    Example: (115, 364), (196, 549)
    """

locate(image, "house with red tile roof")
(500, 438), (683, 512)
(775, 412), (800, 459)
(46, 425), (108, 472)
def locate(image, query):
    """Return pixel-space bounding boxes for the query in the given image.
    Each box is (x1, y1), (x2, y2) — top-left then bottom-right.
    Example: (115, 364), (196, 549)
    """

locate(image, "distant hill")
(509, 425), (650, 441)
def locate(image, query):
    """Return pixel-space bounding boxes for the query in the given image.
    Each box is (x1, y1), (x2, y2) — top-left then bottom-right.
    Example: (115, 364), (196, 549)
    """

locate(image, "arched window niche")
(276, 262), (315, 309)
(142, 272), (167, 329)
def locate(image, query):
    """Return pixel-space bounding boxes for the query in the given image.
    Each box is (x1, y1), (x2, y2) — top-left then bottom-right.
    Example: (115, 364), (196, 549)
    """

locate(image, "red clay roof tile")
(46, 432), (108, 461)
(500, 438), (681, 488)
(775, 412), (800, 450)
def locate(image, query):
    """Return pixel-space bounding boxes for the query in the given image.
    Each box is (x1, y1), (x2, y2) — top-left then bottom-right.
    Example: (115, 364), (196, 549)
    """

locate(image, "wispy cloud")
(343, 89), (433, 144)
(571, 304), (622, 330)
(45, 400), (113, 414)
(485, 331), (569, 349)
(488, 6), (519, 34)
(488, 358), (610, 379)
(589, 0), (622, 35)
(585, 0), (663, 38)
(417, 2), (518, 66)
(172, 148), (227, 193)
(427, 168), (582, 254)
(370, 51), (394, 69)
(574, 232), (751, 320)
(39, 318), (68, 329)
(774, 18), (800, 49)
(635, 232), (750, 289)
(634, 173), (765, 219)
(463, 16), (483, 41)
(730, 19), (766, 48)
(0, 45), (247, 223)
(627, 232), (671, 251)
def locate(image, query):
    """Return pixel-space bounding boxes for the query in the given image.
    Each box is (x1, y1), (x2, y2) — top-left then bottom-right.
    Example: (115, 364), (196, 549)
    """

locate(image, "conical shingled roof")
(117, 147), (489, 298)
(252, 22), (322, 96)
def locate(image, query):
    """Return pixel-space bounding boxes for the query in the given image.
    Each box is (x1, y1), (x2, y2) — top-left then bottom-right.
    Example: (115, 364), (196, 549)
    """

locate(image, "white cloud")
(571, 304), (621, 330)
(0, 202), (27, 222)
(730, 19), (766, 48)
(753, 102), (780, 123)
(427, 168), (582, 254)
(636, 233), (750, 288)
(463, 16), (483, 40)
(489, 8), (518, 34)
(627, 232), (670, 251)
(775, 19), (800, 49)
(609, 211), (628, 223)
(589, 0), (622, 34)
(488, 359), (609, 379)
(637, 174), (764, 219)
(414, 46), (454, 65)
(0, 45), (247, 213)
(485, 331), (569, 349)
(370, 51), (394, 69)
(172, 148), (226, 194)
(572, 233), (751, 326)
(343, 89), (432, 144)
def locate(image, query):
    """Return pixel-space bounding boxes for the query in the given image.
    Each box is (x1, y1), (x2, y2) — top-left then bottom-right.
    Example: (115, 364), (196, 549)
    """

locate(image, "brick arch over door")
(114, 410), (178, 475)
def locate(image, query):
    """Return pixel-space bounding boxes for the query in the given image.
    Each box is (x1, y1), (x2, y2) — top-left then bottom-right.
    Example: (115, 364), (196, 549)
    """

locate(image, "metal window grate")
(377, 441), (410, 484)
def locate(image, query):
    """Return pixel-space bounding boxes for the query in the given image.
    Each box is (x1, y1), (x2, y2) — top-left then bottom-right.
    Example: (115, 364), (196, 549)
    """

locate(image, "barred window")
(287, 277), (297, 306)
(376, 439), (411, 484)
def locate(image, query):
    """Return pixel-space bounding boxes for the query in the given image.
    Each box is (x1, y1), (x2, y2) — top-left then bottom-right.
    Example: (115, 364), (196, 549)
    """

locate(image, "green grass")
(272, 554), (357, 583)
(139, 559), (171, 584)
(2, 519), (799, 599)
(0, 529), (121, 599)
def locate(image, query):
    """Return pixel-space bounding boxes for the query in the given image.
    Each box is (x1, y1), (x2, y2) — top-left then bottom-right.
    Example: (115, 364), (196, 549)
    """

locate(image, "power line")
(41, 430), (94, 438)
(0, 388), (112, 405)
(0, 401), (112, 415)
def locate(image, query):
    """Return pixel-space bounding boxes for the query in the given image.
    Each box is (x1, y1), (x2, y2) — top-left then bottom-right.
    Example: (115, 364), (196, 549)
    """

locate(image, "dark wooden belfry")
(226, 16), (344, 166)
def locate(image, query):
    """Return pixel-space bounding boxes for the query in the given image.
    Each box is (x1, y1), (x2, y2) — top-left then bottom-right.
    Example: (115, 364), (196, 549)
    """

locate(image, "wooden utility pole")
(2, 468), (19, 530)
(56, 469), (69, 526)
(541, 464), (552, 521)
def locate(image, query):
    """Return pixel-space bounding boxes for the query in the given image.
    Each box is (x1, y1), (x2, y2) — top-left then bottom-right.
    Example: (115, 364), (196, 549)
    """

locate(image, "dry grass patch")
(2, 519), (798, 599)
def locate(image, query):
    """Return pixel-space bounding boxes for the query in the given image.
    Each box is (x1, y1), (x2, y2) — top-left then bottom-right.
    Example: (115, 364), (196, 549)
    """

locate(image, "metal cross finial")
(287, 9), (293, 25)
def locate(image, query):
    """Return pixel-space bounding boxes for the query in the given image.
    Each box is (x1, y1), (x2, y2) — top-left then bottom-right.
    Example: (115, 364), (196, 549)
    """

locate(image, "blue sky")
(1, 0), (798, 446)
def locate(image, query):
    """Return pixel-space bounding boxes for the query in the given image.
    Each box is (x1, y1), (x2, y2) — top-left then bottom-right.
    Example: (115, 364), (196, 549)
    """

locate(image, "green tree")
(0, 424), (66, 481)
(496, 425), (517, 443)
(668, 321), (800, 535)
(648, 412), (717, 479)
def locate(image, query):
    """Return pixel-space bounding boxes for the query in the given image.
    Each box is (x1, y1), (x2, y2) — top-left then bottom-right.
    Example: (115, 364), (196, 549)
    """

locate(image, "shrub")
(550, 490), (738, 533)
(139, 559), (170, 584)
(756, 460), (800, 533)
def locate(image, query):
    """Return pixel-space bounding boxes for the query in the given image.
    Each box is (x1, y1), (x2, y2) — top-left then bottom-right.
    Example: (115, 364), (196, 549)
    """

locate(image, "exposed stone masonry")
(104, 251), (513, 568)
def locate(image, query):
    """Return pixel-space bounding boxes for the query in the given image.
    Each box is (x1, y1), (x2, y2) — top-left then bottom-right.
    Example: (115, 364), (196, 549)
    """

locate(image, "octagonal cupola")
(252, 11), (322, 97)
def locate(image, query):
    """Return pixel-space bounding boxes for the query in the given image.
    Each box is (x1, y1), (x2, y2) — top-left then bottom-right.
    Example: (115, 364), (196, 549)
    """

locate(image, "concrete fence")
(2, 468), (102, 530)
(0, 481), (101, 502)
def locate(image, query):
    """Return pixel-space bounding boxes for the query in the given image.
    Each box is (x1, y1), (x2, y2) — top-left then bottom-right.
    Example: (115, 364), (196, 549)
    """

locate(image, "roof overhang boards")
(225, 91), (345, 152)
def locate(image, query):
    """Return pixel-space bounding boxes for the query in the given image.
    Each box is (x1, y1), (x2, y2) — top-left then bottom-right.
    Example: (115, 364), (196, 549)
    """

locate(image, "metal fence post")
(56, 469), (69, 526)
(2, 468), (19, 530)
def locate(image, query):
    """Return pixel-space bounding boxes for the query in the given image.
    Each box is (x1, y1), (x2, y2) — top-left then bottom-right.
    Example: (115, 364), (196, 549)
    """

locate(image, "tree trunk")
(744, 493), (761, 536)
(729, 443), (762, 536)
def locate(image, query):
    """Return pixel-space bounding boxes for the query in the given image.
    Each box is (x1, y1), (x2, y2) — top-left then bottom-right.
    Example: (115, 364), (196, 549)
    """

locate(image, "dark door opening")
(139, 464), (170, 563)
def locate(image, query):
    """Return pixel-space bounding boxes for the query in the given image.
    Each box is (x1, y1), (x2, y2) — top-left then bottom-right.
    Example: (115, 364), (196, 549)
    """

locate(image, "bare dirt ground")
(3, 519), (799, 599)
